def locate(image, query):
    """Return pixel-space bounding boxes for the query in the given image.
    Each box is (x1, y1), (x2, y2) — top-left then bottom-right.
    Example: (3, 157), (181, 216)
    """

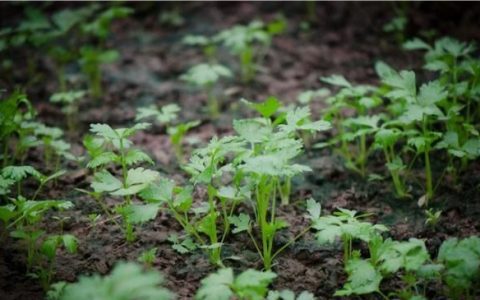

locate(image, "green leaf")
(120, 204), (160, 225)
(233, 119), (271, 144)
(334, 259), (382, 296)
(139, 177), (175, 203)
(320, 74), (351, 88)
(242, 96), (281, 118)
(306, 198), (321, 220)
(125, 149), (154, 166)
(403, 38), (431, 51)
(60, 262), (173, 300)
(228, 213), (250, 233)
(195, 268), (234, 300)
(62, 234), (78, 254)
(2, 165), (41, 181)
(233, 269), (277, 299)
(86, 152), (118, 169)
(181, 63), (232, 87)
(112, 168), (160, 196)
(91, 170), (123, 193)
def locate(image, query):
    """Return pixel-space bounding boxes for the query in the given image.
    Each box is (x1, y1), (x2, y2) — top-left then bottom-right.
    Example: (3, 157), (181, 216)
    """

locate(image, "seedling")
(376, 62), (447, 203)
(137, 247), (157, 269)
(1, 195), (74, 290)
(182, 34), (217, 61)
(215, 19), (286, 82)
(159, 8), (185, 27)
(310, 205), (388, 263)
(0, 91), (33, 167)
(180, 63), (232, 118)
(37, 234), (78, 290)
(135, 103), (195, 164)
(86, 122), (160, 242)
(424, 208), (442, 228)
(374, 126), (409, 198)
(319, 74), (382, 177)
(79, 47), (119, 99)
(50, 90), (87, 133)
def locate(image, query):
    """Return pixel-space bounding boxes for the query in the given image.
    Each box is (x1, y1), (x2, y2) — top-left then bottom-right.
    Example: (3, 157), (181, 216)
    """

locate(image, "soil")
(1, 2), (480, 300)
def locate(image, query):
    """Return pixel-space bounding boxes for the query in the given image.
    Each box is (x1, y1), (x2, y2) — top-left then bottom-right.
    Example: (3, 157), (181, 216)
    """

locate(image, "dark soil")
(1, 2), (480, 299)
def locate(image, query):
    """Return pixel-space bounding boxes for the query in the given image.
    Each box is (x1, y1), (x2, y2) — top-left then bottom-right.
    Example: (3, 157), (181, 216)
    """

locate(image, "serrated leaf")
(228, 213), (250, 233)
(125, 149), (154, 166)
(320, 74), (351, 88)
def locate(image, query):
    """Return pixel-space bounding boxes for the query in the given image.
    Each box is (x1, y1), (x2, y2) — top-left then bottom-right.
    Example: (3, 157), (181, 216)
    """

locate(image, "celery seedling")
(181, 63), (232, 118)
(86, 122), (160, 242)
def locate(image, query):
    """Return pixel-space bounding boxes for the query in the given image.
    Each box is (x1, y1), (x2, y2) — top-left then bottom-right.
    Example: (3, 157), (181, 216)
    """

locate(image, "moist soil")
(1, 2), (480, 299)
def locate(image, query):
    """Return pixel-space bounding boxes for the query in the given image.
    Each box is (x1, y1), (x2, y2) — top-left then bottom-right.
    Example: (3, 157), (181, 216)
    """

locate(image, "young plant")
(135, 103), (196, 164)
(0, 91), (33, 167)
(319, 75), (382, 177)
(86, 122), (160, 242)
(182, 34), (217, 61)
(50, 90), (87, 133)
(0, 195), (74, 287)
(79, 47), (119, 99)
(376, 62), (447, 204)
(48, 262), (174, 300)
(267, 290), (315, 300)
(404, 37), (480, 172)
(215, 19), (286, 82)
(37, 233), (78, 290)
(143, 136), (247, 266)
(374, 126), (409, 198)
(137, 247), (157, 269)
(310, 205), (388, 263)
(180, 63), (232, 118)
(80, 6), (133, 98)
(424, 208), (442, 228)
(195, 268), (277, 300)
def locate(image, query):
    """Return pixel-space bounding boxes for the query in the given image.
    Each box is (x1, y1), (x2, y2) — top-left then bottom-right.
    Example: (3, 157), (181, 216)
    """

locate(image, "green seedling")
(159, 8), (185, 27)
(374, 127), (409, 198)
(48, 262), (174, 300)
(215, 19), (286, 82)
(319, 74), (382, 177)
(310, 205), (388, 263)
(79, 47), (119, 99)
(404, 37), (480, 171)
(195, 268), (277, 300)
(144, 136), (246, 265)
(383, 16), (407, 45)
(46, 5), (100, 91)
(182, 34), (217, 61)
(201, 97), (328, 269)
(1, 196), (73, 281)
(0, 91), (34, 166)
(0, 165), (66, 201)
(137, 247), (157, 269)
(181, 63), (232, 118)
(424, 208), (442, 228)
(86, 122), (160, 242)
(36, 234), (78, 290)
(82, 6), (133, 43)
(376, 62), (447, 204)
(167, 120), (200, 164)
(50, 90), (87, 133)
(135, 103), (195, 164)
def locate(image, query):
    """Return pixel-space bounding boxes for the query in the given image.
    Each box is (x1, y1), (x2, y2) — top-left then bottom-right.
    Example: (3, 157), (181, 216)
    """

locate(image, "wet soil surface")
(1, 2), (480, 299)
